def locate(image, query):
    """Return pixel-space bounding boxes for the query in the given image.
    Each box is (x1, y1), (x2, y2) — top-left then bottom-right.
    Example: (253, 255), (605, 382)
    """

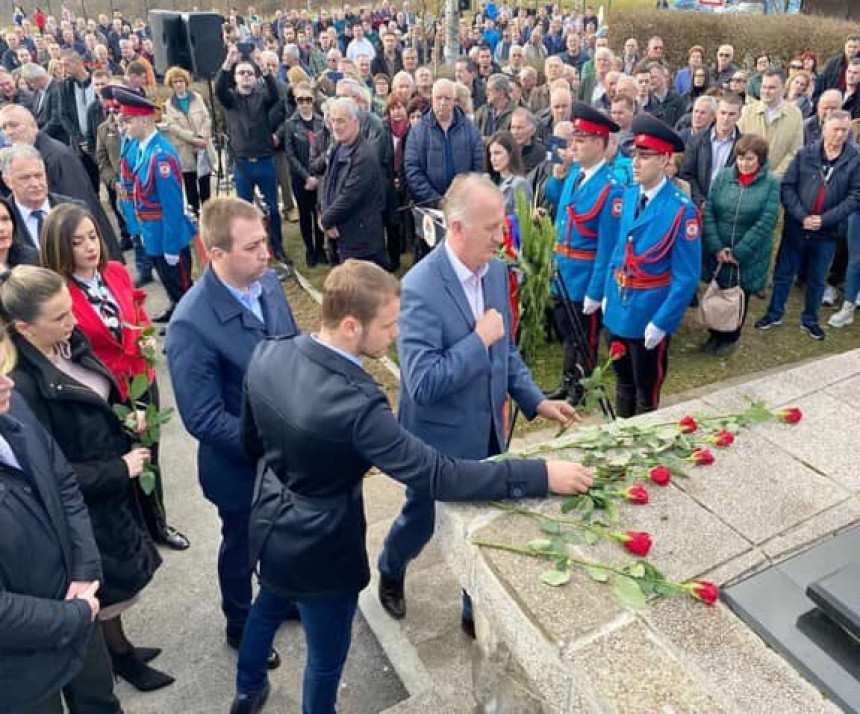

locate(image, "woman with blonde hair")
(786, 70), (814, 119)
(162, 65), (216, 216)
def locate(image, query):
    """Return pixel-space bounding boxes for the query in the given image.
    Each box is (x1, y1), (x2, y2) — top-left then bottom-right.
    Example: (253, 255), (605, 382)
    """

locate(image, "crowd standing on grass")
(0, 2), (859, 714)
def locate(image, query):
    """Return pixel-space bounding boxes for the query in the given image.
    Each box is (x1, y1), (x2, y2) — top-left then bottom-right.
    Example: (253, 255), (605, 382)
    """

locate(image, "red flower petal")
(621, 531), (652, 556)
(677, 415), (698, 434)
(778, 407), (803, 424)
(688, 580), (719, 605)
(709, 430), (735, 448)
(648, 465), (671, 486)
(690, 448), (715, 466)
(609, 341), (627, 361)
(624, 485), (650, 504)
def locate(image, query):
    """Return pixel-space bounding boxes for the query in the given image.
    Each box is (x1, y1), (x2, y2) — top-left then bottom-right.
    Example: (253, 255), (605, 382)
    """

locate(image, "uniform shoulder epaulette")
(673, 189), (692, 206)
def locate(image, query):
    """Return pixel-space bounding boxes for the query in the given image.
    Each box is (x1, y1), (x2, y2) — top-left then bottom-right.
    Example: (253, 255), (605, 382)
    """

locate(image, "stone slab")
(565, 619), (729, 713)
(643, 598), (842, 714)
(823, 373), (860, 410)
(675, 431), (848, 544)
(761, 499), (860, 563)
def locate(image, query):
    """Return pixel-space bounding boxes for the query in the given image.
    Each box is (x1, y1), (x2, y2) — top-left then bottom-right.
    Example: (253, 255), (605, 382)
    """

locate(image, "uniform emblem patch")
(611, 198), (622, 217)
(685, 219), (698, 240)
(158, 162), (171, 178)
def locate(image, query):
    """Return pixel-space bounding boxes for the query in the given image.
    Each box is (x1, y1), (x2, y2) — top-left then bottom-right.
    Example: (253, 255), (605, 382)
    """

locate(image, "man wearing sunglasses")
(215, 43), (290, 280)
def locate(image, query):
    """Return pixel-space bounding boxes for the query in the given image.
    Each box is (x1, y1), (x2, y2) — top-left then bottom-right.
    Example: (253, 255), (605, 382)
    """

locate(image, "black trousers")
(104, 184), (128, 240)
(79, 152), (100, 194)
(183, 171), (212, 216)
(609, 334), (671, 418)
(552, 297), (602, 378)
(150, 247), (193, 306)
(292, 179), (324, 256)
(21, 626), (120, 714)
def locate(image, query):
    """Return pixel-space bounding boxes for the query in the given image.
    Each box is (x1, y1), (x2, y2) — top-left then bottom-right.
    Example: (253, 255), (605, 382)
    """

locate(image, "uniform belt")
(285, 482), (361, 511)
(555, 245), (596, 261)
(614, 270), (671, 290)
(137, 210), (163, 220)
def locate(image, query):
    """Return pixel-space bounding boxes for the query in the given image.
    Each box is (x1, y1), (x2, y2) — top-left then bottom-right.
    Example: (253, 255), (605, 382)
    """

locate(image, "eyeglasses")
(296, 96), (314, 103)
(236, 69), (255, 76)
(789, 64), (802, 70)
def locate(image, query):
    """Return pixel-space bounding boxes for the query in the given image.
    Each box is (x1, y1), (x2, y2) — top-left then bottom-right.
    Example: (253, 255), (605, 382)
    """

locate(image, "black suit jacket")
(679, 125), (741, 208)
(34, 79), (68, 144)
(60, 77), (95, 146)
(242, 334), (548, 599)
(6, 191), (85, 249)
(0, 392), (102, 711)
(320, 137), (386, 262)
(32, 133), (122, 260)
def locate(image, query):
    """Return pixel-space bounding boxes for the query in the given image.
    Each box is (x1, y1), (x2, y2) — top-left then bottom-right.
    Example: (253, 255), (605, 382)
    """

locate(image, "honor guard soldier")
(113, 86), (196, 323)
(544, 101), (624, 404)
(603, 115), (701, 418)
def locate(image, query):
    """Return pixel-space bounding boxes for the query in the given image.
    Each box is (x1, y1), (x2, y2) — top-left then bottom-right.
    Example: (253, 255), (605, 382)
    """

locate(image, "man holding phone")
(215, 43), (290, 279)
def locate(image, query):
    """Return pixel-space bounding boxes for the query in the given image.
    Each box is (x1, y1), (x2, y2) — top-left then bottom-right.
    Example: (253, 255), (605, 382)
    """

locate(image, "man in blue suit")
(377, 174), (577, 634)
(603, 115), (701, 418)
(166, 197), (299, 669)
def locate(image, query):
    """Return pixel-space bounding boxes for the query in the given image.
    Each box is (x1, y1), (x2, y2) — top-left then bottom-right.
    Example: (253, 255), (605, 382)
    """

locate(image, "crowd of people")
(1, 2), (860, 714)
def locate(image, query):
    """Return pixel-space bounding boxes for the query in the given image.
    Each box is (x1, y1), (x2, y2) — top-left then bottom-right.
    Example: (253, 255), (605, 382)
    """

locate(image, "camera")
(236, 41), (256, 60)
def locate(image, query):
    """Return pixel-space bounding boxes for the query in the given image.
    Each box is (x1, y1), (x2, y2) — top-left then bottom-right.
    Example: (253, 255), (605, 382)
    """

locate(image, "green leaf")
(539, 519), (562, 535)
(583, 565), (610, 582)
(540, 568), (571, 587)
(626, 562), (646, 579)
(583, 530), (599, 545)
(139, 467), (156, 495)
(562, 531), (584, 545)
(128, 374), (150, 402)
(604, 500), (620, 523)
(560, 496), (581, 514)
(576, 497), (595, 519)
(113, 404), (131, 420)
(613, 575), (648, 609)
(527, 538), (554, 552)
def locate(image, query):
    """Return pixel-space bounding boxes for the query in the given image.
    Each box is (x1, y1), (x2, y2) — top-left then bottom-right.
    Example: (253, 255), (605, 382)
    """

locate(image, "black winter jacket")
(10, 329), (161, 607)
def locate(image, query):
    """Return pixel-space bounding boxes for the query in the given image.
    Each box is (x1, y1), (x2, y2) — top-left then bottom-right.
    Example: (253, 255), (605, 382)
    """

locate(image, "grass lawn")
(281, 223), (859, 426)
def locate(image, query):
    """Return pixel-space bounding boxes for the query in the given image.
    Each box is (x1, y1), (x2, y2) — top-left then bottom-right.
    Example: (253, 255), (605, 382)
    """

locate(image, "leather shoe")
(134, 646), (161, 663)
(225, 630), (281, 670)
(378, 574), (406, 620)
(157, 525), (190, 551)
(229, 682), (271, 714)
(151, 307), (174, 323)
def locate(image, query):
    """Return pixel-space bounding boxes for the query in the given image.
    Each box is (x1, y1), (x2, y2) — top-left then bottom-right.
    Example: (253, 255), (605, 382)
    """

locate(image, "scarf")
(390, 118), (409, 174)
(73, 272), (123, 342)
(738, 168), (759, 187)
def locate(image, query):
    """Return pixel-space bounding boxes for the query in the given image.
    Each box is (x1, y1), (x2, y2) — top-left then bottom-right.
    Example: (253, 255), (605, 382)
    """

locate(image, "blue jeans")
(236, 586), (358, 714)
(845, 214), (860, 304)
(766, 233), (837, 327)
(217, 507), (254, 636)
(234, 157), (284, 259)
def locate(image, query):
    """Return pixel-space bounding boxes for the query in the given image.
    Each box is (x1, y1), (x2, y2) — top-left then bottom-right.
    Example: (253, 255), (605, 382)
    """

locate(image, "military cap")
(631, 113), (685, 154)
(112, 86), (158, 116)
(570, 100), (619, 136)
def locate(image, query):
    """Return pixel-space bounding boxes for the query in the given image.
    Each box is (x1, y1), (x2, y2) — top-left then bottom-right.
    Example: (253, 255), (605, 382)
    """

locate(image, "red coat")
(68, 261), (154, 402)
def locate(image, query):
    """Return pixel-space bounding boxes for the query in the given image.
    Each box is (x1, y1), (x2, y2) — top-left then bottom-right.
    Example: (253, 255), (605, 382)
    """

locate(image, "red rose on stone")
(778, 407), (803, 424)
(623, 485), (649, 504)
(609, 341), (627, 361)
(648, 465), (671, 486)
(677, 415), (698, 433)
(708, 430), (735, 448)
(686, 580), (719, 605)
(619, 531), (652, 556)
(689, 447), (715, 466)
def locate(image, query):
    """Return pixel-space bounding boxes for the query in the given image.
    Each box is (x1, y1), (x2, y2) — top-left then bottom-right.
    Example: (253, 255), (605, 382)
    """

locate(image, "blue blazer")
(397, 243), (544, 460)
(166, 267), (299, 510)
(603, 181), (701, 339)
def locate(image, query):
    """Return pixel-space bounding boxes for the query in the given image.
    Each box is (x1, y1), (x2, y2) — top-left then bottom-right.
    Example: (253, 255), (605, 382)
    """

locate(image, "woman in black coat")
(0, 195), (38, 268)
(381, 94), (412, 271)
(0, 265), (173, 693)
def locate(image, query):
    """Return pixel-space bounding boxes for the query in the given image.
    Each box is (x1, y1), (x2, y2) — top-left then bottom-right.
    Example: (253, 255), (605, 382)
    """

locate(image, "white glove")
(601, 297), (607, 313)
(583, 296), (601, 315)
(164, 253), (180, 267)
(643, 322), (666, 350)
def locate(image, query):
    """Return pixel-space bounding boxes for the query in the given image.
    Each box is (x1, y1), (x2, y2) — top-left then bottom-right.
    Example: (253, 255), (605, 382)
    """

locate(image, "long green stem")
(471, 538), (635, 579)
(490, 502), (609, 535)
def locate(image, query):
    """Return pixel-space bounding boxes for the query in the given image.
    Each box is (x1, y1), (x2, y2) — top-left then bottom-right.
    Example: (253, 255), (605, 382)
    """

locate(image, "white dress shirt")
(445, 240), (489, 321)
(15, 198), (51, 248)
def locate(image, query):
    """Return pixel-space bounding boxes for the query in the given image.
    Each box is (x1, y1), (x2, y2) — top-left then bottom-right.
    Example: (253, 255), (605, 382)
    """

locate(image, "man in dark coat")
(166, 197), (299, 671)
(230, 259), (591, 713)
(0, 368), (120, 712)
(814, 33), (860, 102)
(320, 97), (388, 268)
(20, 62), (68, 144)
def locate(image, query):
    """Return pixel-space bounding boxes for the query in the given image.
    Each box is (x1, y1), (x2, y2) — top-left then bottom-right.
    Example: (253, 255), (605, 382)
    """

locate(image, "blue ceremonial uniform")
(545, 162), (623, 302)
(131, 131), (196, 259)
(603, 181), (701, 339)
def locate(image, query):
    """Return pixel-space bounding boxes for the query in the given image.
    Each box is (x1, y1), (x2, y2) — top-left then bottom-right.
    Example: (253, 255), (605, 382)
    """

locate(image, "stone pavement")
(117, 282), (409, 714)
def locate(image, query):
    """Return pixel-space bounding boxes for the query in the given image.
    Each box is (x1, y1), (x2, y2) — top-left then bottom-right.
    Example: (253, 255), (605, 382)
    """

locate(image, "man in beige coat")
(738, 69), (803, 177)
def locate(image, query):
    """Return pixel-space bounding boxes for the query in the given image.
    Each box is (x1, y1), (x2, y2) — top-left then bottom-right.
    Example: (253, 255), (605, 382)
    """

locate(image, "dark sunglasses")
(236, 69), (255, 76)
(296, 96), (314, 103)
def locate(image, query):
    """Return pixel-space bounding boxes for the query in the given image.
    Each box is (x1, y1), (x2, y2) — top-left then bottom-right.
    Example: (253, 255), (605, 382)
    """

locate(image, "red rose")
(624, 485), (649, 504)
(609, 341), (627, 361)
(686, 580), (719, 605)
(648, 465), (671, 486)
(708, 430), (735, 448)
(677, 415), (698, 434)
(619, 530), (652, 556)
(778, 407), (803, 424)
(689, 448), (715, 466)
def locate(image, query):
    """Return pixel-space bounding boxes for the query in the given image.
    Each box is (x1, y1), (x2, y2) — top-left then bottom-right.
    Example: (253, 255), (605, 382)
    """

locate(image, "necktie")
(573, 172), (585, 193)
(635, 194), (648, 219)
(31, 209), (45, 246)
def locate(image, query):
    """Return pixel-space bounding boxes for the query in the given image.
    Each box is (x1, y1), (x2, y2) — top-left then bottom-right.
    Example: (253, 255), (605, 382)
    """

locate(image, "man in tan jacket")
(738, 69), (803, 177)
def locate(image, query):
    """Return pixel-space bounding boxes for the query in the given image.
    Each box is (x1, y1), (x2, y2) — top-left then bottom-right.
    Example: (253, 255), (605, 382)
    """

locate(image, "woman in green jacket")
(701, 134), (780, 355)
